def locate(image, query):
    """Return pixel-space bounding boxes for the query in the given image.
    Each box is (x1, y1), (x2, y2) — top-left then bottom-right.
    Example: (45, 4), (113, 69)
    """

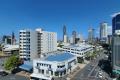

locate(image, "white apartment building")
(62, 43), (93, 58)
(19, 28), (57, 61)
(30, 52), (78, 80)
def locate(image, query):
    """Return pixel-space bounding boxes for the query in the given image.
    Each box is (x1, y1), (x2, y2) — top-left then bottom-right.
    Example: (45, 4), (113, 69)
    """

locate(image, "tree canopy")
(4, 55), (19, 71)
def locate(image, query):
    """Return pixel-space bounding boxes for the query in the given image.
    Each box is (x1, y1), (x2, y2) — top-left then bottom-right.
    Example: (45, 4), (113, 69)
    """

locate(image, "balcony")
(35, 66), (40, 69)
(48, 68), (52, 71)
(56, 67), (66, 72)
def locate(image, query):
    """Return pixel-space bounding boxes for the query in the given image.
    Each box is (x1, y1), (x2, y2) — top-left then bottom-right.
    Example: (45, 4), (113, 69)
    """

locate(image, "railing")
(48, 68), (52, 71)
(35, 66), (40, 69)
(56, 67), (66, 72)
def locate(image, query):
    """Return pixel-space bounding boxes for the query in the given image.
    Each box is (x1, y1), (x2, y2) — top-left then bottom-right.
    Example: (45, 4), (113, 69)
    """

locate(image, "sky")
(0, 0), (120, 40)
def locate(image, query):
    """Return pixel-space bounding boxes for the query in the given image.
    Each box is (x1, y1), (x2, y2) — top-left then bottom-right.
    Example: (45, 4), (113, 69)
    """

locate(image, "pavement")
(0, 74), (29, 80)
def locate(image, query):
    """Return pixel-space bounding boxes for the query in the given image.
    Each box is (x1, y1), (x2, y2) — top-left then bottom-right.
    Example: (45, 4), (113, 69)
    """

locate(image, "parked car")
(0, 71), (8, 76)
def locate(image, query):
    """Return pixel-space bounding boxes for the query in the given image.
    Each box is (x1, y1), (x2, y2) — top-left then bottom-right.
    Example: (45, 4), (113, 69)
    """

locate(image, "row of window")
(20, 51), (30, 53)
(20, 48), (30, 50)
(37, 63), (51, 68)
(19, 38), (30, 41)
(20, 32), (30, 34)
(57, 65), (65, 68)
(20, 35), (30, 37)
(66, 51), (84, 55)
(64, 47), (92, 52)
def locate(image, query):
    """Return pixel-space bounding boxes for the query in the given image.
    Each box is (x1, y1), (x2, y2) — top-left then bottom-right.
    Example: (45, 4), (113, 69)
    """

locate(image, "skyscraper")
(63, 25), (66, 38)
(88, 27), (94, 43)
(112, 13), (120, 74)
(11, 32), (16, 45)
(100, 22), (108, 39)
(72, 30), (77, 44)
(112, 12), (120, 35)
(63, 25), (66, 35)
(63, 25), (68, 43)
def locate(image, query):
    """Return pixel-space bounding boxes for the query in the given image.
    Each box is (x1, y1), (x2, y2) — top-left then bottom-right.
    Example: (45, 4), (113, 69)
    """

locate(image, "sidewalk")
(67, 63), (88, 80)
(16, 71), (31, 79)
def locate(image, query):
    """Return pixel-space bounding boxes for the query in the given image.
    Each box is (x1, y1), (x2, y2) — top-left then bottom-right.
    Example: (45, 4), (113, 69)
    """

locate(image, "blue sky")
(0, 0), (120, 40)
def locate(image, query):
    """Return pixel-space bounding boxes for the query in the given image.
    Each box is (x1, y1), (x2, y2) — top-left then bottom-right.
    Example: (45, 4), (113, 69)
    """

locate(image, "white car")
(98, 71), (103, 75)
(98, 74), (103, 78)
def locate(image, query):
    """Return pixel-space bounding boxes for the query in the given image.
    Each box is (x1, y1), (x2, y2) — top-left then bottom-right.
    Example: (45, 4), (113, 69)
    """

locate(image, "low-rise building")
(30, 52), (78, 80)
(62, 43), (93, 58)
(2, 44), (19, 55)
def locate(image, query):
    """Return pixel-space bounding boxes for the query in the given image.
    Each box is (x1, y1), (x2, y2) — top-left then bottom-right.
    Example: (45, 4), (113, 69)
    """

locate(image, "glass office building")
(112, 35), (120, 70)
(112, 13), (120, 75)
(112, 13), (120, 34)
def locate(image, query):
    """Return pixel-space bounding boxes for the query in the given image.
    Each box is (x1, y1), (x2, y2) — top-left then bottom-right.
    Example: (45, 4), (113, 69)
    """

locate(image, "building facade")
(112, 13), (120, 35)
(30, 52), (78, 80)
(88, 27), (94, 43)
(112, 35), (120, 71)
(63, 25), (67, 42)
(100, 22), (108, 40)
(112, 13), (120, 75)
(2, 44), (19, 55)
(19, 28), (57, 61)
(19, 29), (38, 60)
(62, 43), (93, 58)
(72, 31), (77, 44)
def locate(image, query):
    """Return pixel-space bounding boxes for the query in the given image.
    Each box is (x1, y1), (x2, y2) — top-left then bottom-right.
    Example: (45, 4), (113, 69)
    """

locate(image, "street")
(0, 57), (7, 71)
(71, 50), (112, 80)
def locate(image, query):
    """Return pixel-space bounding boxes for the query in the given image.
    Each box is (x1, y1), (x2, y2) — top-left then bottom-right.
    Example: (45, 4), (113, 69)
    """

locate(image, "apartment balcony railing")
(56, 67), (66, 72)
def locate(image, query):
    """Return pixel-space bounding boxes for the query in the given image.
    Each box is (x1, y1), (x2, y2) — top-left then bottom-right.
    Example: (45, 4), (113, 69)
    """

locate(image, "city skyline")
(0, 0), (120, 40)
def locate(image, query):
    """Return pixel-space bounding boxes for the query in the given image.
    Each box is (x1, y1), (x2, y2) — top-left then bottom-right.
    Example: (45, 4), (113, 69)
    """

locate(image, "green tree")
(77, 57), (84, 63)
(4, 55), (19, 71)
(57, 43), (64, 48)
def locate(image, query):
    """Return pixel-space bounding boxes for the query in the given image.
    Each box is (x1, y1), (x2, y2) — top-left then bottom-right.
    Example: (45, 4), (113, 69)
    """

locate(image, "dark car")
(0, 71), (8, 76)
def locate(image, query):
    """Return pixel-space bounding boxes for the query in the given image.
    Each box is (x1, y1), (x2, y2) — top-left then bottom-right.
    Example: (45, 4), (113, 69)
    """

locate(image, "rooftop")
(45, 52), (74, 62)
(63, 43), (92, 50)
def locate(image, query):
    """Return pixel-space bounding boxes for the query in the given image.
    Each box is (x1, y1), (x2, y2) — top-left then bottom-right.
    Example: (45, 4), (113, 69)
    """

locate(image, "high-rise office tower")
(63, 25), (66, 41)
(112, 12), (120, 35)
(19, 28), (57, 61)
(88, 27), (94, 43)
(112, 35), (120, 71)
(100, 22), (108, 39)
(2, 35), (12, 45)
(112, 13), (120, 73)
(11, 32), (16, 45)
(72, 31), (77, 44)
(79, 33), (83, 43)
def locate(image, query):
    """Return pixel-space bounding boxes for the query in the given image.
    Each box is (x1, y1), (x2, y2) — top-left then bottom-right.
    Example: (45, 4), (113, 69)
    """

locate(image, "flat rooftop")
(45, 52), (75, 62)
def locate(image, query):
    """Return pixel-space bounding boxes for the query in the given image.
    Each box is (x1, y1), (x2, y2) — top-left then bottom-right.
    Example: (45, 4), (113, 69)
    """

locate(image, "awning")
(19, 64), (32, 71)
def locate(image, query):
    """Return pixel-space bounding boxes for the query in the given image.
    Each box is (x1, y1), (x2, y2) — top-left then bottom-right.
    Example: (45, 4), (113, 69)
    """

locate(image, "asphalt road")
(0, 57), (7, 71)
(72, 51), (106, 80)
(0, 74), (29, 80)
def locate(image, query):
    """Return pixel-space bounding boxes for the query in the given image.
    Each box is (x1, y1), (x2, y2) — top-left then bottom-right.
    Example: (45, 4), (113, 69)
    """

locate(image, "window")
(42, 70), (44, 74)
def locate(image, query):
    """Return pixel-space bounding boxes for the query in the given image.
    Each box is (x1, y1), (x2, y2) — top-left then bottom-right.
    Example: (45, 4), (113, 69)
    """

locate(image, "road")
(71, 50), (107, 80)
(0, 74), (29, 80)
(0, 57), (7, 71)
